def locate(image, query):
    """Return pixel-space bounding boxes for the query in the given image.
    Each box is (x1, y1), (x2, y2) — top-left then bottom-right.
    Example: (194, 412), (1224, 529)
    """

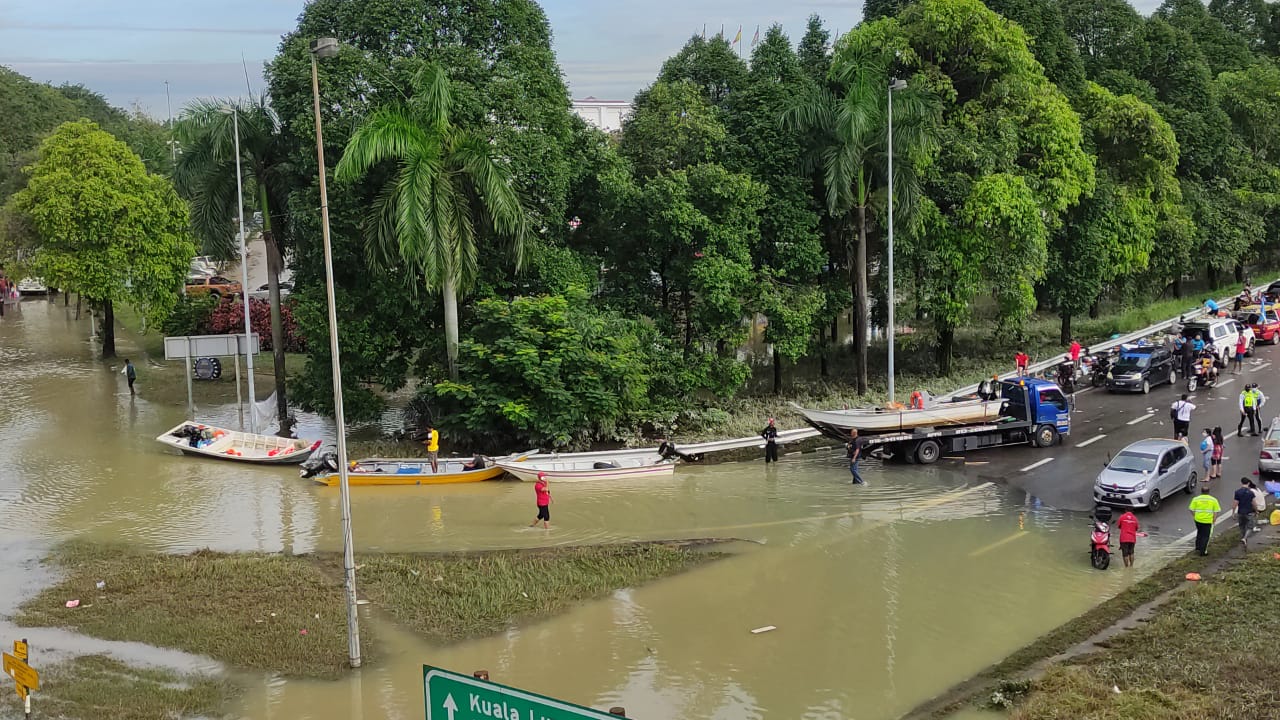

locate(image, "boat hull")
(156, 422), (320, 465)
(793, 400), (1005, 434)
(312, 464), (506, 487)
(497, 461), (676, 483)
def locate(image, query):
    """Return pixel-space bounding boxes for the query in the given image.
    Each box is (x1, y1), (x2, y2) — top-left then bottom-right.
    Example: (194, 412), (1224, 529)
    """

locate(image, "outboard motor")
(300, 450), (339, 479)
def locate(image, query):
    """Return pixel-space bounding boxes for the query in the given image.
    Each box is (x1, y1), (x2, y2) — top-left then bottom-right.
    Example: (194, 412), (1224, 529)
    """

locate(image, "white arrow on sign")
(443, 694), (458, 720)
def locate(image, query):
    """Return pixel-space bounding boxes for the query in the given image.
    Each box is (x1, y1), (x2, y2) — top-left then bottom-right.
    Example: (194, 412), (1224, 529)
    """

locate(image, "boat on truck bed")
(792, 396), (1005, 433)
(796, 378), (1071, 465)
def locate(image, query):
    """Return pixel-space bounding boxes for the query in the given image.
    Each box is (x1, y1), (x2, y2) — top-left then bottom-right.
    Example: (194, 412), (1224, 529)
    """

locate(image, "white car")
(16, 277), (49, 295)
(1181, 318), (1255, 366)
(249, 282), (293, 301)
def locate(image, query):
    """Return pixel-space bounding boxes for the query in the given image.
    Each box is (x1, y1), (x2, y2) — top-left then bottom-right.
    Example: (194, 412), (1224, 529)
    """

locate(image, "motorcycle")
(1087, 352), (1114, 388)
(1055, 359), (1077, 393)
(1090, 505), (1112, 570)
(1187, 357), (1218, 392)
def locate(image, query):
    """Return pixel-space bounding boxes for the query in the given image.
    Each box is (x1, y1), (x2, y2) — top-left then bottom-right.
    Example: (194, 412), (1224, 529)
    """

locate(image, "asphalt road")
(952, 342), (1278, 532)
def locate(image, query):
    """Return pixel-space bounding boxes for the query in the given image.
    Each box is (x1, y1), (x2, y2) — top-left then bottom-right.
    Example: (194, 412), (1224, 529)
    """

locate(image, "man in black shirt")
(761, 418), (779, 463)
(847, 429), (867, 485)
(1234, 477), (1256, 548)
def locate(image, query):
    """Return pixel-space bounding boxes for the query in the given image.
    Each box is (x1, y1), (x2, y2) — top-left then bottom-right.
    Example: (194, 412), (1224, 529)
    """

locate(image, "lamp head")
(310, 37), (339, 58)
(889, 78), (908, 91)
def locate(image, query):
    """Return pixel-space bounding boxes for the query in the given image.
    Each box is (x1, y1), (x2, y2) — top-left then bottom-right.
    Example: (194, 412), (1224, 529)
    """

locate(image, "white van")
(1181, 318), (1255, 366)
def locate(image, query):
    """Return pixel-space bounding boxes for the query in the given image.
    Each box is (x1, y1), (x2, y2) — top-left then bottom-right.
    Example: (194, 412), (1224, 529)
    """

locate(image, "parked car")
(184, 276), (242, 299)
(1180, 318), (1255, 366)
(16, 277), (50, 295)
(1094, 438), (1197, 511)
(1235, 307), (1280, 345)
(1104, 346), (1177, 394)
(249, 282), (292, 301)
(1260, 418), (1280, 477)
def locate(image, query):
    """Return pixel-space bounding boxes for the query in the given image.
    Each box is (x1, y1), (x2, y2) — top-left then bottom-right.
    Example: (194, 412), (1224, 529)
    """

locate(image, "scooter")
(1090, 505), (1112, 570)
(1056, 359), (1077, 393)
(1187, 358), (1218, 393)
(1087, 352), (1113, 388)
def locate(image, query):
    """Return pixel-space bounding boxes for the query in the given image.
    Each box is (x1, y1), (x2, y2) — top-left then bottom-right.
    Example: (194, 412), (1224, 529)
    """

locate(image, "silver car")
(1260, 418), (1280, 476)
(1093, 438), (1197, 511)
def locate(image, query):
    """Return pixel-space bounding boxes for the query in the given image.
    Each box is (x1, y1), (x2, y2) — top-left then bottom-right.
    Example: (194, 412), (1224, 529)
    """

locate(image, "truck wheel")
(1033, 424), (1059, 448)
(915, 439), (941, 465)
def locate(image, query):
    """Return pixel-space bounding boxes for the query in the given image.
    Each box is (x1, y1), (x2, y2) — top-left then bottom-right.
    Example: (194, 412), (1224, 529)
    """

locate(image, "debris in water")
(95, 581), (106, 590)
(751, 625), (777, 634)
(409, 569), (420, 577)
(1113, 685), (1121, 694)
(65, 599), (80, 608)
(314, 614), (320, 620)
(1185, 573), (1202, 582)
(521, 592), (529, 598)
(433, 576), (443, 582)
(299, 629), (308, 636)
(270, 612), (277, 617)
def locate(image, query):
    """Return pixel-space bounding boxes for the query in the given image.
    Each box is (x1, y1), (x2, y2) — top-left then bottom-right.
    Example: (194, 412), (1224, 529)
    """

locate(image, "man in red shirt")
(1069, 339), (1082, 372)
(1015, 350), (1030, 376)
(530, 471), (552, 529)
(1117, 510), (1140, 567)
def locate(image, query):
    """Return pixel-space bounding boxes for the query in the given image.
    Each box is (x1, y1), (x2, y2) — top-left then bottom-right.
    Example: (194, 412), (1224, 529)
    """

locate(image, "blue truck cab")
(1003, 377), (1071, 441)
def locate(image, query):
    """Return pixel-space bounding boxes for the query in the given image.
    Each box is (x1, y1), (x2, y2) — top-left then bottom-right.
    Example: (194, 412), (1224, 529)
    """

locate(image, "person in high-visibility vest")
(422, 426), (441, 473)
(1238, 384), (1266, 436)
(1189, 486), (1222, 556)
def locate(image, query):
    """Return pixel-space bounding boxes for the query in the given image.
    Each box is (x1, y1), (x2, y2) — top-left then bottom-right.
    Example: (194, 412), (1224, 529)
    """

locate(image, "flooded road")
(0, 299), (1232, 719)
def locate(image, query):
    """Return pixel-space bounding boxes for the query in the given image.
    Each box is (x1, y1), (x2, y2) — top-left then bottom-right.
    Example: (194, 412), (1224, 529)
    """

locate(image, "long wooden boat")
(307, 451), (535, 487)
(791, 398), (1007, 435)
(497, 456), (676, 483)
(156, 422), (321, 464)
(521, 428), (821, 465)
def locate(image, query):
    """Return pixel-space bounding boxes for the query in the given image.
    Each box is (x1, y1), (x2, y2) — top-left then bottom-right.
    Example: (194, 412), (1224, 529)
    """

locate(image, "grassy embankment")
(916, 529), (1267, 719)
(1009, 545), (1280, 719)
(12, 541), (723, 718)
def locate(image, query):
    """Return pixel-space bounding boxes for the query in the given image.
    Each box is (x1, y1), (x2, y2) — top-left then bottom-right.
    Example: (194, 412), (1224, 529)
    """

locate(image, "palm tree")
(334, 63), (529, 381)
(174, 95), (293, 429)
(784, 35), (937, 395)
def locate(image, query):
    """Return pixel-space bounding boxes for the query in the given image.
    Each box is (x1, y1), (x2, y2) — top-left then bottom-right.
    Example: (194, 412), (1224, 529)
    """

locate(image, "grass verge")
(343, 541), (725, 644)
(15, 541), (724, 684)
(13, 542), (354, 679)
(1010, 546), (1280, 719)
(8, 655), (234, 720)
(913, 530), (1245, 719)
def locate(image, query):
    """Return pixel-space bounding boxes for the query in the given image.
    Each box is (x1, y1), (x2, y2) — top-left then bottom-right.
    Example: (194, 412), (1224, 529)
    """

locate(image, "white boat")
(792, 398), (1007, 435)
(156, 422), (321, 464)
(497, 456), (676, 483)
(521, 428), (821, 465)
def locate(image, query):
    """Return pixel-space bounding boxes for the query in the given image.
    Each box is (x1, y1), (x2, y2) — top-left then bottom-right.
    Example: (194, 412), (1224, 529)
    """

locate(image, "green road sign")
(423, 665), (618, 720)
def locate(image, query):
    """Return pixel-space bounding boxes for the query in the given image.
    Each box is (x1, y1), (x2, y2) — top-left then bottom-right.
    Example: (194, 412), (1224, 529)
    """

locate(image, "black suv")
(1105, 346), (1177, 394)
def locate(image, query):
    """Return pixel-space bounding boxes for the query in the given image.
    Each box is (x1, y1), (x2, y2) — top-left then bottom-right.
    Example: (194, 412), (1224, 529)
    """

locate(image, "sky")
(1, 0), (1166, 119)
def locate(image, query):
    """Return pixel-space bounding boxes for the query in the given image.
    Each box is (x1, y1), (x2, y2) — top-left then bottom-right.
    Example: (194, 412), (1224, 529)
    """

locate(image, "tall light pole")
(309, 35), (361, 669)
(165, 81), (176, 163)
(887, 77), (907, 405)
(227, 105), (259, 433)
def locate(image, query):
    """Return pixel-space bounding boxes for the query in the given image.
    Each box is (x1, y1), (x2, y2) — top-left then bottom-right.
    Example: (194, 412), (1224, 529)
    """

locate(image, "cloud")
(4, 22), (287, 35)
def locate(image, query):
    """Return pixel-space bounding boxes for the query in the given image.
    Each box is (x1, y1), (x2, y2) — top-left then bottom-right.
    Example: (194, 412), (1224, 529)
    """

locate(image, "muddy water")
(0, 301), (1182, 719)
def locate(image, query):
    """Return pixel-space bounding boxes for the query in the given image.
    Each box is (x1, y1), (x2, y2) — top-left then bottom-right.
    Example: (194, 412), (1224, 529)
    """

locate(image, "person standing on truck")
(847, 429), (866, 485)
(1171, 395), (1195, 440)
(1015, 350), (1029, 377)
(761, 418), (779, 464)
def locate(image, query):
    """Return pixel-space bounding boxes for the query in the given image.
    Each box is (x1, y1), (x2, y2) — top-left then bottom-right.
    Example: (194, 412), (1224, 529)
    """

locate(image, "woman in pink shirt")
(530, 472), (552, 529)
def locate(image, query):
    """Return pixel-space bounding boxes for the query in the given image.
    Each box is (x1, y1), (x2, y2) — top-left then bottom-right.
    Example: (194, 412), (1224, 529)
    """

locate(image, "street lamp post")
(228, 106), (259, 433)
(887, 77), (907, 405)
(309, 36), (361, 669)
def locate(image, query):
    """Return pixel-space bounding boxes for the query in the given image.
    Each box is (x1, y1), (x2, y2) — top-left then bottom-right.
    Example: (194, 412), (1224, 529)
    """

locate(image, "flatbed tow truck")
(801, 378), (1072, 464)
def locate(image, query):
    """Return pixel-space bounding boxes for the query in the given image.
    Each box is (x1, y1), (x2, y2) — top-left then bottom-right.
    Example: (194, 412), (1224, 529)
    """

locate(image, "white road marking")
(1254, 362), (1272, 372)
(1127, 412), (1155, 425)
(1076, 434), (1107, 448)
(1226, 430), (1239, 439)
(1218, 378), (1236, 388)
(1020, 458), (1054, 472)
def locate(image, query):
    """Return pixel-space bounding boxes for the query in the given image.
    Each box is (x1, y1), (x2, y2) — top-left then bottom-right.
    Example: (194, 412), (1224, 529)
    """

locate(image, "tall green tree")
(797, 15), (833, 86)
(657, 36), (749, 105)
(893, 0), (1094, 371)
(265, 0), (577, 419)
(724, 25), (826, 393)
(334, 63), (530, 381)
(785, 25), (940, 393)
(1047, 83), (1180, 341)
(174, 95), (294, 428)
(7, 120), (194, 356)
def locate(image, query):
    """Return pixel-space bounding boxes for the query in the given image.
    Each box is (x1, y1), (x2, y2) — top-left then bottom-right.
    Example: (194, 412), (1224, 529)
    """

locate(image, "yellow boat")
(306, 452), (532, 487)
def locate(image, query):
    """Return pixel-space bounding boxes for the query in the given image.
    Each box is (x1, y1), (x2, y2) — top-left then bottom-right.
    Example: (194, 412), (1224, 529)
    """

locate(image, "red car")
(1238, 307), (1280, 345)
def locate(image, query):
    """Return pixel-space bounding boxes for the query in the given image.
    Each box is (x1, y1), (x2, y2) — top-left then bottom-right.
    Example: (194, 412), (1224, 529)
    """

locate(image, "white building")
(571, 97), (631, 133)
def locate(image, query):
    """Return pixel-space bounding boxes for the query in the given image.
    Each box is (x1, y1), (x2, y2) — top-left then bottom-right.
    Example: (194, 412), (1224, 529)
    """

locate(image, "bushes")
(161, 294), (305, 353)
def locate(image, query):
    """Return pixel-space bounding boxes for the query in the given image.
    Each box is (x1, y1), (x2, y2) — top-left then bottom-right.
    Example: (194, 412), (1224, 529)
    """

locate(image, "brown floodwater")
(0, 300), (1185, 719)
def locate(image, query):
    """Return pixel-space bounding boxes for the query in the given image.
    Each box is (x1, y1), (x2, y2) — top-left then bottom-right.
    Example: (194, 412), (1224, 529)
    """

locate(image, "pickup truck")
(184, 276), (242, 299)
(1235, 307), (1280, 345)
